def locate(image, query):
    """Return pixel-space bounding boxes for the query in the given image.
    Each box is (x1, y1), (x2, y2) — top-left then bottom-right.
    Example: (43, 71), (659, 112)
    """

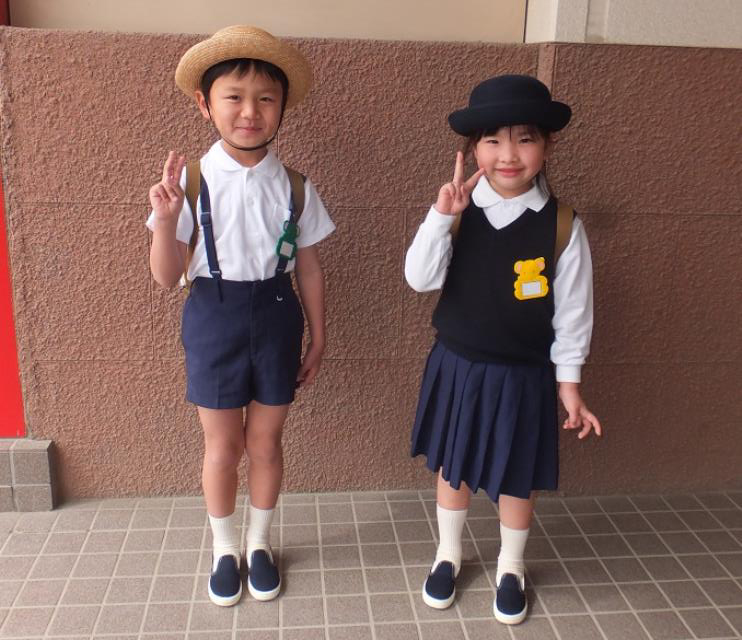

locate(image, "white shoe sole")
(248, 578), (281, 601)
(493, 600), (527, 625)
(208, 581), (242, 607)
(422, 584), (455, 609)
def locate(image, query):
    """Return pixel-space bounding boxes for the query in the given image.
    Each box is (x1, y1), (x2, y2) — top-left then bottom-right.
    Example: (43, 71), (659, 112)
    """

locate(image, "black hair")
(462, 123), (551, 157)
(200, 58), (289, 108)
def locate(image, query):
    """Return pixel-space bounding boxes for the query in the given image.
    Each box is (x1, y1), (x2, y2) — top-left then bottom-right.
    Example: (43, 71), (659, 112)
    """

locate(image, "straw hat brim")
(175, 25), (312, 109)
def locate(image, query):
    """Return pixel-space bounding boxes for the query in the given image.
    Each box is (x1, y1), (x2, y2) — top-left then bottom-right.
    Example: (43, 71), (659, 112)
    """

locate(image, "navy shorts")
(181, 275), (304, 409)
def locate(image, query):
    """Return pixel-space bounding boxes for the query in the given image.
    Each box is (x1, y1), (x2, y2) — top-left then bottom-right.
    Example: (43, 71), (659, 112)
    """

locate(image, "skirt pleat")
(441, 355), (475, 479)
(447, 360), (484, 487)
(411, 341), (558, 501)
(410, 343), (452, 466)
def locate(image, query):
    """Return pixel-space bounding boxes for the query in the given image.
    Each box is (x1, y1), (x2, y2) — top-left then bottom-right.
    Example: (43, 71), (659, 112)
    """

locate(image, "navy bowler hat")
(448, 75), (571, 136)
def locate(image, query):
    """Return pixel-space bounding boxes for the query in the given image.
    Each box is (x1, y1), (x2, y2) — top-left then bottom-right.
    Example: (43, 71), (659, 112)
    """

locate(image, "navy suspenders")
(196, 172), (303, 301)
(198, 174), (224, 301)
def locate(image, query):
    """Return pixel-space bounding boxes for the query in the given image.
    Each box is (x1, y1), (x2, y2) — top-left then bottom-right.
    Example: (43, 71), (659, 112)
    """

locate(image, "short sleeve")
(295, 178), (335, 248)
(145, 170), (195, 245)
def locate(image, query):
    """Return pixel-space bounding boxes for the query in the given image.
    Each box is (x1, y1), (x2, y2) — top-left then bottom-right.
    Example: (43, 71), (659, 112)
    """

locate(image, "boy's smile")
(196, 68), (284, 166)
(473, 126), (548, 199)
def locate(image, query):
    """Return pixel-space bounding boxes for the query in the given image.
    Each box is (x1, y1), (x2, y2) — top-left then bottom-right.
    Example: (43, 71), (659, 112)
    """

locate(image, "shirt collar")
(208, 140), (281, 178)
(471, 175), (548, 212)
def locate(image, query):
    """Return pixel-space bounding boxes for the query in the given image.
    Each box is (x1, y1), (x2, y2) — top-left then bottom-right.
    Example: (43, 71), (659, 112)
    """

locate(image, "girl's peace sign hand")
(149, 151), (186, 222)
(434, 151), (485, 216)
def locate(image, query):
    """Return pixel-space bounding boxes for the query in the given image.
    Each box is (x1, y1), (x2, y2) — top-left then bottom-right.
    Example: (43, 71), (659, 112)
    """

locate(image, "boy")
(147, 26), (334, 606)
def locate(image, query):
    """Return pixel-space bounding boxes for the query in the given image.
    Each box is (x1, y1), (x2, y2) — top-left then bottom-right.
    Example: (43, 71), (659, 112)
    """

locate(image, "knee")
(245, 434), (282, 465)
(204, 440), (243, 473)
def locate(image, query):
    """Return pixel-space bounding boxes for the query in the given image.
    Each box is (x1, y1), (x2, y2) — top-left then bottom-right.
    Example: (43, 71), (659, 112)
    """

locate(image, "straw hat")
(175, 25), (312, 109)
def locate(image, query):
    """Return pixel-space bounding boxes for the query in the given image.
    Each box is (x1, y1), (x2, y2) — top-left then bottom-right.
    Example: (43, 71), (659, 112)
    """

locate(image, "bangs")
(463, 124), (550, 157)
(200, 58), (289, 105)
(477, 124), (548, 141)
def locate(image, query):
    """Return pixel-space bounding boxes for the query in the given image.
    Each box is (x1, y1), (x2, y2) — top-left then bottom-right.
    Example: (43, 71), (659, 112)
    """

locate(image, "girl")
(147, 26), (334, 606)
(405, 74), (601, 625)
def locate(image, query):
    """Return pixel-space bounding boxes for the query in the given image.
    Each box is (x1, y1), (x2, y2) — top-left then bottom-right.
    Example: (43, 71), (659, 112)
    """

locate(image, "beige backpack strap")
(554, 201), (574, 265)
(183, 160), (200, 289)
(450, 213), (462, 241)
(284, 166), (306, 219)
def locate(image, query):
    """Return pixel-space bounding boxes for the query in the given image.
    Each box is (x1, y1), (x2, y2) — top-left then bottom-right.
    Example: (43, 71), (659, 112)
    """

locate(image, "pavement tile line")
(0, 491), (740, 639)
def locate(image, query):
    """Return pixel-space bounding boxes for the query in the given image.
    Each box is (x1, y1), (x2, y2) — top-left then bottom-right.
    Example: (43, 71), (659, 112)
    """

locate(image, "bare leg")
(498, 493), (535, 529)
(198, 406), (244, 517)
(436, 469), (471, 510)
(244, 401), (290, 509)
(243, 401), (289, 601)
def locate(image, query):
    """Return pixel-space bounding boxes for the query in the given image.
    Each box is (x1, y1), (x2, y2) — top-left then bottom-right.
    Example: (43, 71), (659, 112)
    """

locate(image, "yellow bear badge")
(513, 257), (549, 300)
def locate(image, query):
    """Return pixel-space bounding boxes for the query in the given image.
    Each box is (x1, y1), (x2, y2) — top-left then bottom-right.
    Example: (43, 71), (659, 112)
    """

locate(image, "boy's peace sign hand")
(435, 151), (485, 216)
(149, 151), (186, 223)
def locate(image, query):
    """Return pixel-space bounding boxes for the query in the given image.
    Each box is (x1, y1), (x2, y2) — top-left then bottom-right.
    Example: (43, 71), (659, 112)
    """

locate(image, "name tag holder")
(276, 220), (300, 261)
(274, 168), (306, 288)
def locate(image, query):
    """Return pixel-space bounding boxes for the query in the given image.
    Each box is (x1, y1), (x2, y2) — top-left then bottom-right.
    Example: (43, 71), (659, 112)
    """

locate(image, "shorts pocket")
(279, 278), (304, 332)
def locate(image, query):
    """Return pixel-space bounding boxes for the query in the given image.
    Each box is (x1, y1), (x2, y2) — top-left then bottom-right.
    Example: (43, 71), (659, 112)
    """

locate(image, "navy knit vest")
(432, 197), (559, 364)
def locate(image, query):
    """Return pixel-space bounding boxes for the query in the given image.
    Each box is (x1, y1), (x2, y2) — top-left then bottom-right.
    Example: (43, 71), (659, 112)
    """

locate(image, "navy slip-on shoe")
(208, 554), (242, 607)
(422, 560), (456, 609)
(247, 548), (281, 601)
(494, 572), (527, 624)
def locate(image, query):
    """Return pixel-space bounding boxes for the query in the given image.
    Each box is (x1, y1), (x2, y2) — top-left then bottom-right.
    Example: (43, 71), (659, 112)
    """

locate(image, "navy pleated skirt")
(411, 341), (558, 502)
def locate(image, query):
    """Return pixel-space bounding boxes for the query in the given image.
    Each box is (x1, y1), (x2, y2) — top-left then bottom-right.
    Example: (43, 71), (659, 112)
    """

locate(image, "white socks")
(433, 504), (530, 588)
(497, 523), (529, 588)
(209, 506), (276, 571)
(246, 505), (275, 558)
(208, 512), (241, 570)
(434, 504), (468, 576)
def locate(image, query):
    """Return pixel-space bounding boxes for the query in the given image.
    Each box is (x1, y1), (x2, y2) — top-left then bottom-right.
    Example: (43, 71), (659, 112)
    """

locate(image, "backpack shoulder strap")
(283, 165), (306, 220)
(554, 201), (574, 266)
(183, 160), (200, 289)
(450, 213), (462, 242)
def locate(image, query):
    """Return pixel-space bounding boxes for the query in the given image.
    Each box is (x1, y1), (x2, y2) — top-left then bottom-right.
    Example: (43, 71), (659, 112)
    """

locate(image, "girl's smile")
(473, 125), (548, 199)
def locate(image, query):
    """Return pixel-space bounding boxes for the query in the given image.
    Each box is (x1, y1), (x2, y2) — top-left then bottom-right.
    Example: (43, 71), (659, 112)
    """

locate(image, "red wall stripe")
(0, 3), (24, 437)
(0, 171), (25, 437)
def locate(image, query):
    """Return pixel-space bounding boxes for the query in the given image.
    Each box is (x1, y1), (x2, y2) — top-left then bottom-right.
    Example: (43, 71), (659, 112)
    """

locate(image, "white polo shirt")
(146, 141), (335, 282)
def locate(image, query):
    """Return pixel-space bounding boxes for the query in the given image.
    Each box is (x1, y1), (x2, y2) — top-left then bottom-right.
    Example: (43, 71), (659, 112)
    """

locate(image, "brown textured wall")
(544, 43), (742, 493)
(1, 27), (740, 500)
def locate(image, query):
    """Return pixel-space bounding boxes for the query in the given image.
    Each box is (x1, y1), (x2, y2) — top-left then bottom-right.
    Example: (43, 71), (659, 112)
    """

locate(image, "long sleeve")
(551, 216), (594, 383)
(404, 206), (457, 292)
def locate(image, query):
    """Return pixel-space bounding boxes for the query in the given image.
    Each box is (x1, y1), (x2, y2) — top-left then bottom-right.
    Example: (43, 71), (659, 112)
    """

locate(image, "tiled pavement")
(1, 491), (741, 639)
